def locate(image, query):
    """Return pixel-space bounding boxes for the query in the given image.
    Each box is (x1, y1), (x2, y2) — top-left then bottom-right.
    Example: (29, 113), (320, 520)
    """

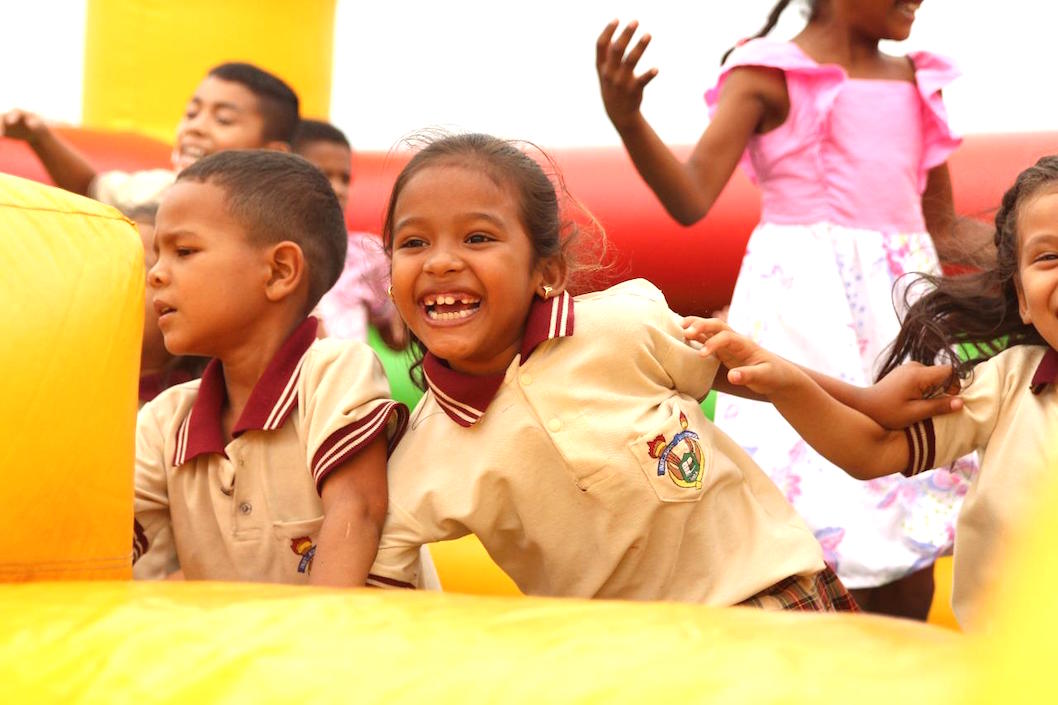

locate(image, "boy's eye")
(175, 247), (195, 257)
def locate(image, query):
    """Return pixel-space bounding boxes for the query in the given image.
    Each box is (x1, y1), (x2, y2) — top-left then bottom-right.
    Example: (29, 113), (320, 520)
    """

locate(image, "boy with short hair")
(133, 149), (406, 586)
(292, 118), (405, 349)
(1, 62), (299, 213)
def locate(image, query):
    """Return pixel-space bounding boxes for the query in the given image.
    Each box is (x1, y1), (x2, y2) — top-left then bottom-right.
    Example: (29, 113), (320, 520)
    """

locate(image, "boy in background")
(2, 62), (298, 212)
(134, 149), (406, 586)
(292, 119), (405, 349)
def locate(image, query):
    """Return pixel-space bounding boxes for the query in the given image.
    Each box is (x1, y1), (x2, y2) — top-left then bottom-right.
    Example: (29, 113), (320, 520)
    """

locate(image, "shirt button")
(547, 418), (562, 432)
(520, 373), (533, 386)
(239, 502), (252, 515)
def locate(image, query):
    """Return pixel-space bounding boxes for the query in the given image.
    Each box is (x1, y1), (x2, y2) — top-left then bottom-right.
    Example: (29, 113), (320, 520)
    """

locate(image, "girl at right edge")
(684, 155), (1058, 629)
(596, 0), (989, 618)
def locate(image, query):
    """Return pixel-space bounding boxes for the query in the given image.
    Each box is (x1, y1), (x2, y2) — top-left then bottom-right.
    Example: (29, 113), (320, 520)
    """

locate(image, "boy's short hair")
(177, 150), (347, 310)
(292, 119), (351, 151)
(207, 63), (300, 144)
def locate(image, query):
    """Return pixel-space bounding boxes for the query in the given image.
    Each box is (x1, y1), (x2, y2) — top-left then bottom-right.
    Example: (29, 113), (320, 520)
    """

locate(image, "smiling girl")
(685, 156), (1058, 627)
(366, 133), (958, 609)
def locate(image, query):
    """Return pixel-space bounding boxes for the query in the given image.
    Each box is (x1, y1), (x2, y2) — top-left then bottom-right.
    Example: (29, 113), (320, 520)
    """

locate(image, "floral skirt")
(714, 222), (977, 589)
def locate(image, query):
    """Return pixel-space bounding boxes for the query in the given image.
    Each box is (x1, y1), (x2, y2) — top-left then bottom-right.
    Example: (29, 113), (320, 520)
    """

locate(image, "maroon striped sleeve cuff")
(366, 573), (415, 589)
(311, 401), (409, 493)
(901, 418), (936, 477)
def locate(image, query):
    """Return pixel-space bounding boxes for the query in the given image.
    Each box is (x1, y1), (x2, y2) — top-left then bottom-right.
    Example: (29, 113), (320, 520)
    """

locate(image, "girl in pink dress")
(595, 0), (986, 618)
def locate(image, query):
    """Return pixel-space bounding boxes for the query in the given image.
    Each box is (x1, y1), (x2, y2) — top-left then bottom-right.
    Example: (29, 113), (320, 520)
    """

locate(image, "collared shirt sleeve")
(132, 400), (180, 579)
(298, 339), (409, 493)
(903, 355), (1004, 476)
(368, 503), (427, 589)
(639, 293), (721, 402)
(88, 168), (176, 213)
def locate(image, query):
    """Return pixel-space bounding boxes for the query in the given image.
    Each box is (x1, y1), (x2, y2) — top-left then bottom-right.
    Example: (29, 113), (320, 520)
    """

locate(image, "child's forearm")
(800, 369), (869, 414)
(770, 371), (910, 480)
(310, 502), (381, 588)
(28, 127), (98, 196)
(615, 115), (715, 226)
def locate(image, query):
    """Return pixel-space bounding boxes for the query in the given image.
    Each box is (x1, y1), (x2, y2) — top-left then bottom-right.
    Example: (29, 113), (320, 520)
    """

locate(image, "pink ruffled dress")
(706, 39), (977, 589)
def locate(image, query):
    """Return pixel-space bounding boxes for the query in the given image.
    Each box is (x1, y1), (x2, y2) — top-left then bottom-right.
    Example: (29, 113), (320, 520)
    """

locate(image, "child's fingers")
(701, 330), (748, 360)
(914, 362), (958, 396)
(907, 395), (964, 421)
(609, 21), (639, 62)
(680, 316), (730, 337)
(623, 32), (651, 70)
(635, 68), (659, 91)
(595, 20), (620, 66)
(727, 363), (768, 388)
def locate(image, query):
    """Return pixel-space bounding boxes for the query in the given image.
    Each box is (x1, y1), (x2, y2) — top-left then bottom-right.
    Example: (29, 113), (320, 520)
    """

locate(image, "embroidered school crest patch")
(290, 536), (316, 574)
(646, 412), (705, 489)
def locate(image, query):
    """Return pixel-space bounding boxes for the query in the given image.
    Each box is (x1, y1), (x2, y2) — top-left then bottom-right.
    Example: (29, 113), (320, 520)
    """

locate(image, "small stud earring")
(542, 285), (553, 300)
(387, 285), (394, 300)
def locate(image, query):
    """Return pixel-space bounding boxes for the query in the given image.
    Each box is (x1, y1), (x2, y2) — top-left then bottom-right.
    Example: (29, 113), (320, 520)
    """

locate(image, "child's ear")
(536, 256), (569, 297)
(265, 241), (306, 303)
(1015, 276), (1032, 324)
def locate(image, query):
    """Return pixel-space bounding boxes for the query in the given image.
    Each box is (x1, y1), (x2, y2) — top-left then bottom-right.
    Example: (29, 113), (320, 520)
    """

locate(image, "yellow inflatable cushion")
(0, 174), (141, 581)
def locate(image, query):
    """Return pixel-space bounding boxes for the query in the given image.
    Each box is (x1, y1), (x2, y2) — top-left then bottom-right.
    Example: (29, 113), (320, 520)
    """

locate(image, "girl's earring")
(387, 285), (394, 300)
(542, 285), (553, 300)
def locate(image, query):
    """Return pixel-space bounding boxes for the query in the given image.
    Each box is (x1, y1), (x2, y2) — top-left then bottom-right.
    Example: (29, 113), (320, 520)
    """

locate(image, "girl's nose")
(423, 246), (464, 275)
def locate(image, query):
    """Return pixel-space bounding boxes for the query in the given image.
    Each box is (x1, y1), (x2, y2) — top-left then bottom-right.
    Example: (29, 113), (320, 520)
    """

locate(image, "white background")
(2, 1), (1054, 150)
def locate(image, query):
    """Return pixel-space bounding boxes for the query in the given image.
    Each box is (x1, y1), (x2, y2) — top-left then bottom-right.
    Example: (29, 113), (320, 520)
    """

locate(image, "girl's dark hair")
(381, 132), (608, 390)
(877, 155), (1057, 381)
(720, 0), (820, 64)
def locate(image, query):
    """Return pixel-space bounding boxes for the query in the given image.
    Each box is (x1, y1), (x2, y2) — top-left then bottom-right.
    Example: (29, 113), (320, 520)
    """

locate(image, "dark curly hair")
(878, 155), (1055, 382)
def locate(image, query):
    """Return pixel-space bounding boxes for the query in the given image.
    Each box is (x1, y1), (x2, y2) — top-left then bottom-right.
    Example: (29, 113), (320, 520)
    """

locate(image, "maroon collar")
(172, 318), (319, 465)
(422, 291), (575, 427)
(1030, 346), (1058, 395)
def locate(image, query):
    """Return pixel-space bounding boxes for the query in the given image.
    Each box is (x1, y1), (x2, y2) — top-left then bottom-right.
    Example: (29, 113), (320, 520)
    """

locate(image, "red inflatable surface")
(2, 130), (1054, 315)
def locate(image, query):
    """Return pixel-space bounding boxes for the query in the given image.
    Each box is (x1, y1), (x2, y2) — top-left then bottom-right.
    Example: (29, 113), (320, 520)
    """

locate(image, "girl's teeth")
(427, 308), (475, 321)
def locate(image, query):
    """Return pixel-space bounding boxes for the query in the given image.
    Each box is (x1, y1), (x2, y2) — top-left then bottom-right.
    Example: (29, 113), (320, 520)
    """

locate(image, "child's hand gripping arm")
(1, 109), (98, 195)
(683, 318), (911, 479)
(311, 435), (389, 587)
(595, 21), (770, 225)
(684, 317), (963, 429)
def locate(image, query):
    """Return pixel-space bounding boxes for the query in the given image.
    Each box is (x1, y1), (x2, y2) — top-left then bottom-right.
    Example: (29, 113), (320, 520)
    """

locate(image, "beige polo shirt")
(90, 168), (176, 214)
(370, 279), (825, 603)
(903, 345), (1058, 628)
(134, 317), (408, 583)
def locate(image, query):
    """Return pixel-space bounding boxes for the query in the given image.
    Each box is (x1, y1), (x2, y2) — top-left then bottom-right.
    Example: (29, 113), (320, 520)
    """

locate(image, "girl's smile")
(1016, 190), (1058, 351)
(389, 164), (545, 376)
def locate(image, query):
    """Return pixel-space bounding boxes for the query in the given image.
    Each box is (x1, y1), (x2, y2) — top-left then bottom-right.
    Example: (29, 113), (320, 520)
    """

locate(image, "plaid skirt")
(739, 566), (860, 612)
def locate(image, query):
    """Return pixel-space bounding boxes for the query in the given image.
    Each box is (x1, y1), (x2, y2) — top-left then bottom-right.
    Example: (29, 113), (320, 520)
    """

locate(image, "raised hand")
(1, 109), (45, 143)
(595, 20), (658, 131)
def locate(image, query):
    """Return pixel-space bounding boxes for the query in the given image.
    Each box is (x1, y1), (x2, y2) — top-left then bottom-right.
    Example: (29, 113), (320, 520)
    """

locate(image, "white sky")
(1, 1), (1055, 151)
(333, 0), (1057, 150)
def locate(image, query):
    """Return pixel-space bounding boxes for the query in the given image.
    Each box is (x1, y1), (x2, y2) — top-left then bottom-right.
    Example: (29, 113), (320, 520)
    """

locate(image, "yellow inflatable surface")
(2, 173), (1057, 704)
(0, 174), (141, 581)
(0, 581), (969, 704)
